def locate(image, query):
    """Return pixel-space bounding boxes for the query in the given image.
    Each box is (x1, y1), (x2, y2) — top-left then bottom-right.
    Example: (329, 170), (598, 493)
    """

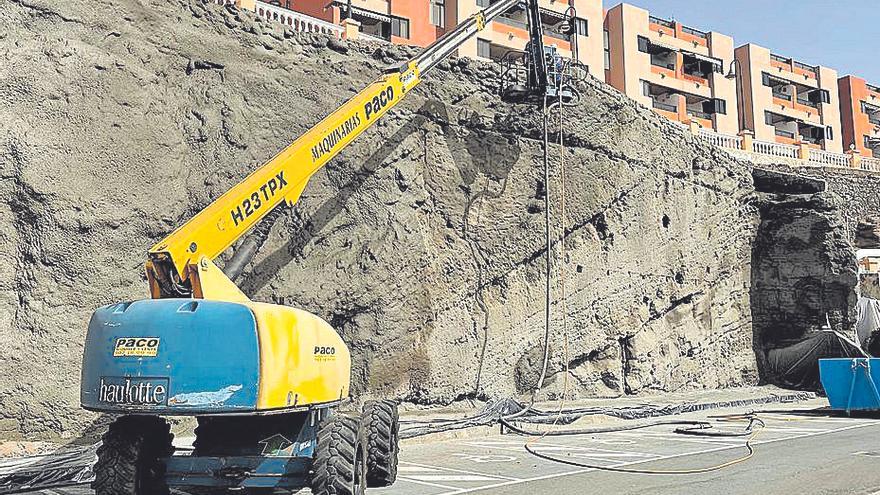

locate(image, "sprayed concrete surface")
(0, 0), (878, 440)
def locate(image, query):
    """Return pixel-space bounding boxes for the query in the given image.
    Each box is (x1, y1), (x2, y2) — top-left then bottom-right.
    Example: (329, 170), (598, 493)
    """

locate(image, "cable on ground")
(519, 415), (766, 475)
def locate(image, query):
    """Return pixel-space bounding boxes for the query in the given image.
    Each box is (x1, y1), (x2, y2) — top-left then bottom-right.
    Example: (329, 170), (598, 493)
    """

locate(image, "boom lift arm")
(146, 0), (536, 302)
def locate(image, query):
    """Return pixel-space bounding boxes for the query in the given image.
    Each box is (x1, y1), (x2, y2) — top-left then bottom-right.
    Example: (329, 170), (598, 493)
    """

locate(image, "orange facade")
(839, 75), (880, 157)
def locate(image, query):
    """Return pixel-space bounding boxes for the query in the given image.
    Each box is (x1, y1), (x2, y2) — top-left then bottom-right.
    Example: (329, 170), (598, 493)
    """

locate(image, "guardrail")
(808, 149), (850, 168)
(697, 129), (742, 149)
(681, 25), (708, 39)
(688, 127), (879, 175)
(753, 139), (800, 159)
(253, 0), (344, 38)
(863, 157), (880, 172)
(649, 15), (674, 28)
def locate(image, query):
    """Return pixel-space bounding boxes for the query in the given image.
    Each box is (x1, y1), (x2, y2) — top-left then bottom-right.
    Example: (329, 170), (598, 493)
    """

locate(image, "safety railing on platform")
(253, 0), (344, 39)
(696, 129), (742, 149)
(752, 140), (800, 159)
(808, 149), (851, 168)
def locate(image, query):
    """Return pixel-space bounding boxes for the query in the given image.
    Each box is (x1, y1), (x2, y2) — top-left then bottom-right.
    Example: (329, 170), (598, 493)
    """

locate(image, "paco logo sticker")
(314, 346), (337, 362)
(114, 337), (160, 357)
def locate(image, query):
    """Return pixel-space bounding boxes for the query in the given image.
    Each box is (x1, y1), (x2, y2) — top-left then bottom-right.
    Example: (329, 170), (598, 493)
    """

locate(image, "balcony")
(652, 98), (678, 113)
(862, 101), (880, 126)
(765, 111), (829, 147)
(495, 3), (572, 43)
(772, 91), (792, 106)
(770, 53), (818, 79)
(648, 16), (708, 47)
(649, 15), (674, 29)
(774, 128), (796, 139)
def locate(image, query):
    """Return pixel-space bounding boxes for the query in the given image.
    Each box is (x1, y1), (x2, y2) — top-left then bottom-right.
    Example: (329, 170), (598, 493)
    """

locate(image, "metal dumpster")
(819, 358), (880, 413)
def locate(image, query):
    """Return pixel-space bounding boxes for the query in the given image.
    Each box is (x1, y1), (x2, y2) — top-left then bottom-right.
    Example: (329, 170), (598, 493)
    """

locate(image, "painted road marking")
(399, 466), (442, 472)
(396, 477), (460, 491)
(406, 475), (503, 482)
(400, 461), (521, 481)
(430, 420), (880, 494)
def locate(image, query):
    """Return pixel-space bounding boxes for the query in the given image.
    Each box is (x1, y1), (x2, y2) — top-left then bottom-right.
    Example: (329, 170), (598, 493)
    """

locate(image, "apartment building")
(602, 3), (738, 134)
(734, 44), (842, 152)
(266, 0), (604, 79)
(457, 0), (604, 79)
(839, 75), (880, 158)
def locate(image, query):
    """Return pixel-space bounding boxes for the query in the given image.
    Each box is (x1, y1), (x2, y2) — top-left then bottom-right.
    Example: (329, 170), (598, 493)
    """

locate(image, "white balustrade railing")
(696, 128), (742, 149)
(862, 157), (880, 172)
(751, 140), (799, 159)
(253, 0), (343, 38)
(808, 149), (851, 168)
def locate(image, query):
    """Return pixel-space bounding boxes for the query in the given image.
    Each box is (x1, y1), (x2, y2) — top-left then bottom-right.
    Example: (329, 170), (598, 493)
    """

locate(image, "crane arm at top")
(146, 0), (524, 300)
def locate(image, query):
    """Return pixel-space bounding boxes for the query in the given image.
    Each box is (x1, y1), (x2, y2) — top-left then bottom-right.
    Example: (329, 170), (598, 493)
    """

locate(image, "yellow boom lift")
(79, 0), (569, 493)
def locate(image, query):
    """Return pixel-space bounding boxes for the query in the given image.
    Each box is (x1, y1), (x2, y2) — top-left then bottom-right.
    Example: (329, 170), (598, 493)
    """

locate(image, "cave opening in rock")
(749, 191), (859, 390)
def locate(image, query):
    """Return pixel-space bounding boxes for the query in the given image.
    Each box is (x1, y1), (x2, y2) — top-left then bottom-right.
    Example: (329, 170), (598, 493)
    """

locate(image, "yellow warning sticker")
(113, 337), (160, 357)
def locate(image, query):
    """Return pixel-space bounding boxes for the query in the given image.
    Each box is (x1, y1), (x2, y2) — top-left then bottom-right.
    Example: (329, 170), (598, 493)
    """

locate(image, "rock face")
(1, 0), (869, 439)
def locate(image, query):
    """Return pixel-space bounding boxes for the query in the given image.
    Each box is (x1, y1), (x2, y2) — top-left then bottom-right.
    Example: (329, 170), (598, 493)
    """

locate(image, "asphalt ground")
(21, 399), (880, 495)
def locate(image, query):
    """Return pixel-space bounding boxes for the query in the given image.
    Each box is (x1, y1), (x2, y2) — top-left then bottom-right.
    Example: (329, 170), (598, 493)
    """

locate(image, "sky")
(620, 0), (879, 82)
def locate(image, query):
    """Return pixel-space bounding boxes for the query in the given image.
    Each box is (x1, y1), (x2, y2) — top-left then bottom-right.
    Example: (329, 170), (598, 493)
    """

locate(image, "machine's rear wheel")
(310, 414), (367, 495)
(362, 400), (399, 487)
(92, 416), (174, 495)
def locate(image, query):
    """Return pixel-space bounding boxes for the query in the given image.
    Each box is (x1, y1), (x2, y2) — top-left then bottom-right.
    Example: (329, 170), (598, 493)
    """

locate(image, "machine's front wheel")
(92, 416), (173, 495)
(310, 414), (367, 495)
(362, 400), (400, 487)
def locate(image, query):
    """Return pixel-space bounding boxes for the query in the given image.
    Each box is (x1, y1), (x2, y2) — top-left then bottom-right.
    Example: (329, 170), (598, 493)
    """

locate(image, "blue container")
(818, 358), (880, 413)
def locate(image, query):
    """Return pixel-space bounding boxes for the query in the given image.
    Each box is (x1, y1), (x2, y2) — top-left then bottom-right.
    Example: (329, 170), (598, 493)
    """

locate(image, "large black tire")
(362, 400), (399, 487)
(310, 414), (367, 495)
(92, 416), (174, 495)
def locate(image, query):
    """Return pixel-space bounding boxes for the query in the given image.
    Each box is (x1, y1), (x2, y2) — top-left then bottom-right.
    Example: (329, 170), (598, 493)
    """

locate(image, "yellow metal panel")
(248, 303), (351, 409)
(149, 64), (422, 280)
(190, 257), (251, 303)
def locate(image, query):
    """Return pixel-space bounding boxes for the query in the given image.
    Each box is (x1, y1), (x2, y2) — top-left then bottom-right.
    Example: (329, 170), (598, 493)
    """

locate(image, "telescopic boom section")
(146, 0), (523, 300)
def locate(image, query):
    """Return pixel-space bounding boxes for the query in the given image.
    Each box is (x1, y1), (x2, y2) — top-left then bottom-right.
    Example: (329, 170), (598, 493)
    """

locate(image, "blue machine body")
(818, 358), (880, 413)
(80, 299), (261, 414)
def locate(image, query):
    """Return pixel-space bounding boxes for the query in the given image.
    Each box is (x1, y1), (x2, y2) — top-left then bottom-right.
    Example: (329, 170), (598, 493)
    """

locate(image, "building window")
(574, 18), (588, 36)
(391, 17), (410, 39)
(430, 0), (446, 28)
(603, 30), (610, 70)
(477, 38), (491, 59)
(476, 0), (490, 6)
(825, 126), (834, 141)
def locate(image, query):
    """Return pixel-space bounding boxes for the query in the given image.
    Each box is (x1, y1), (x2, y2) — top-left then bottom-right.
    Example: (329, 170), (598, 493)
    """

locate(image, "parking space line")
(611, 431), (742, 446)
(434, 420), (880, 495)
(396, 476), (461, 490)
(406, 475), (503, 482)
(399, 466), (441, 472)
(400, 461), (521, 481)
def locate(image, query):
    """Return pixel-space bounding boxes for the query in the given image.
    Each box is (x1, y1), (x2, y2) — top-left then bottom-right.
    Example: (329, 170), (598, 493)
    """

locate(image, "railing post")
(797, 141), (810, 161)
(738, 130), (754, 152)
(847, 149), (862, 169)
(342, 17), (361, 40)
